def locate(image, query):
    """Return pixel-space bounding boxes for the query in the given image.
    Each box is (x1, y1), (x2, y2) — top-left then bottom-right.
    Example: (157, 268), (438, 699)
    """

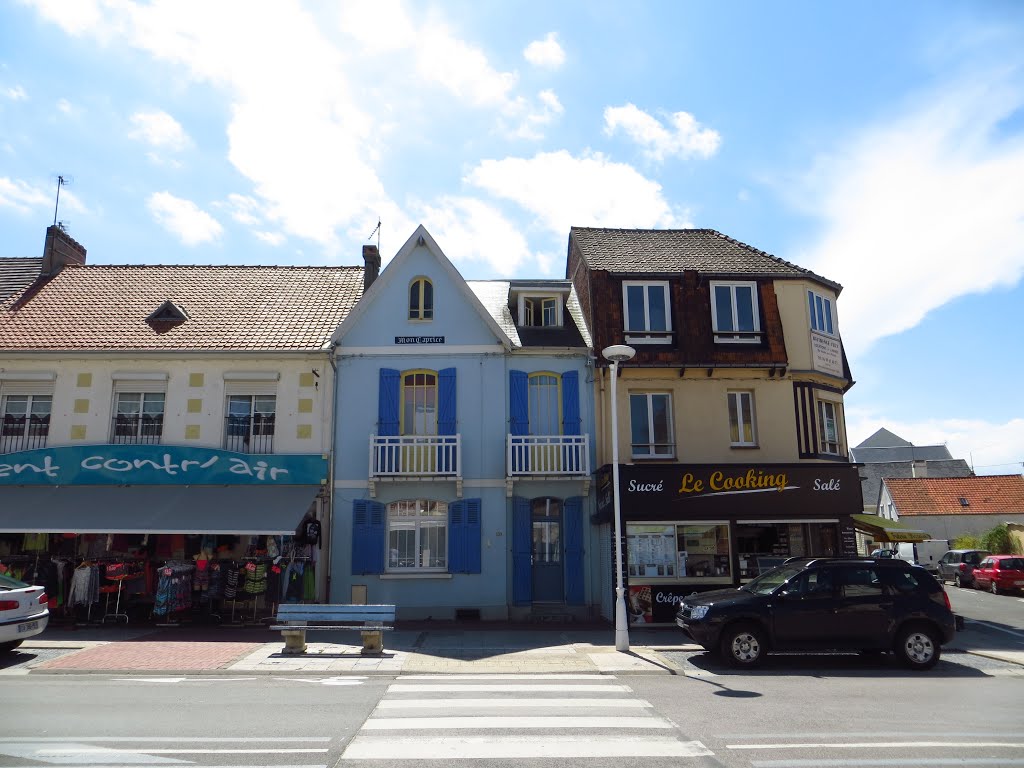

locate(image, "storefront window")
(387, 499), (447, 571)
(736, 521), (838, 579)
(626, 522), (731, 580)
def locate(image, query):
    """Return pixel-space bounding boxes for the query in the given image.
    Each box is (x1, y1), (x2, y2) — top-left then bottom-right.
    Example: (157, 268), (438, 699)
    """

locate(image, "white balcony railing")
(369, 434), (461, 479)
(507, 434), (590, 477)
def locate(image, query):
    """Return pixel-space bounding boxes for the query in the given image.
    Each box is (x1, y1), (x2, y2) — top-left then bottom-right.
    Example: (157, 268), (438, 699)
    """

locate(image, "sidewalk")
(11, 621), (1024, 676)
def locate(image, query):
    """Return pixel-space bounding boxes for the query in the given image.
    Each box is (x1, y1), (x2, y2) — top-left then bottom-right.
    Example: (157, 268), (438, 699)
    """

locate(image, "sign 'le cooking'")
(600, 463), (862, 519)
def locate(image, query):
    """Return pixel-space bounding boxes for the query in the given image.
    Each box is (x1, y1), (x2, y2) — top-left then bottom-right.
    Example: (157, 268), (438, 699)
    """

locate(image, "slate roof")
(850, 427), (954, 463)
(0, 264), (364, 351)
(860, 459), (974, 510)
(468, 280), (591, 350)
(569, 227), (842, 292)
(0, 257), (42, 306)
(884, 475), (1024, 516)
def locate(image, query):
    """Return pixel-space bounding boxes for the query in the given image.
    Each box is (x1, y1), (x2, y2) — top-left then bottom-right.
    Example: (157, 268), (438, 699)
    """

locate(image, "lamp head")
(602, 344), (636, 363)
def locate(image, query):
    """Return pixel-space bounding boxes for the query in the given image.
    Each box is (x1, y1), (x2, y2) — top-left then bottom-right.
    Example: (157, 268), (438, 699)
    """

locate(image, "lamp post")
(602, 343), (635, 652)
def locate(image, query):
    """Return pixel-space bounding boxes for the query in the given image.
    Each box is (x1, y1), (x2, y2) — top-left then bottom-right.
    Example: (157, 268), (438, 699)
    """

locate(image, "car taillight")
(958, 563), (968, 571)
(38, 592), (48, 605)
(942, 590), (952, 612)
(0, 599), (19, 611)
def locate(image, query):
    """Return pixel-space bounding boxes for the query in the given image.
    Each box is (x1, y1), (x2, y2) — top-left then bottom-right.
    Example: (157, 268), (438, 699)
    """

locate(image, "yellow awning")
(851, 513), (930, 543)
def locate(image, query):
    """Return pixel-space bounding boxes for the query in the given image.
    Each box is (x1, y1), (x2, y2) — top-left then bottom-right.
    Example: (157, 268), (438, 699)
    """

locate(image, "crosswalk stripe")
(341, 734), (712, 760)
(400, 673), (607, 680)
(387, 682), (630, 692)
(363, 715), (671, 730)
(376, 697), (650, 709)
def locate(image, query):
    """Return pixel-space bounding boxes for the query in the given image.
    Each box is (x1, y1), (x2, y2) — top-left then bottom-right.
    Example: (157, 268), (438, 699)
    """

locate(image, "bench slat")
(275, 624), (394, 631)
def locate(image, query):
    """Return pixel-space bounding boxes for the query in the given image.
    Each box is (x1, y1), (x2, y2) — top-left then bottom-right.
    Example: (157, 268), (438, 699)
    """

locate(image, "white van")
(887, 540), (951, 574)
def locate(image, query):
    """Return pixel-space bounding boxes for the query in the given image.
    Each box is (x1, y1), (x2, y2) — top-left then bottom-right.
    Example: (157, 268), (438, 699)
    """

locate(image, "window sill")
(729, 444), (759, 450)
(625, 335), (672, 345)
(380, 572), (453, 580)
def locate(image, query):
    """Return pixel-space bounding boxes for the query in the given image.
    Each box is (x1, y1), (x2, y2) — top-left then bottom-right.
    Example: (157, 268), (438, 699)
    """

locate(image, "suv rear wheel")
(721, 623), (766, 668)
(990, 580), (1000, 595)
(895, 624), (941, 670)
(953, 573), (962, 588)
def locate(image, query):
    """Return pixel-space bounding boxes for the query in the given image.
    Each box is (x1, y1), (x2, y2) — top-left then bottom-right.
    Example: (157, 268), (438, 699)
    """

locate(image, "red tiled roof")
(0, 264), (363, 351)
(885, 475), (1024, 516)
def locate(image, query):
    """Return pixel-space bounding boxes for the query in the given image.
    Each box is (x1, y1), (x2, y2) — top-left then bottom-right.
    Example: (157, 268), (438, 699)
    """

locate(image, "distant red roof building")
(883, 475), (1024, 516)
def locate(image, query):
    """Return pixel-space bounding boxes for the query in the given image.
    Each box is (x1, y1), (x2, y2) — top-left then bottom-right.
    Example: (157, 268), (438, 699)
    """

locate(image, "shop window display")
(626, 522), (731, 581)
(736, 522), (837, 579)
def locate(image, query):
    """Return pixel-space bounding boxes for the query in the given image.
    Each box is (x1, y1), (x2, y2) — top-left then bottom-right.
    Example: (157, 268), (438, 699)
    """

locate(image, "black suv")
(676, 558), (957, 670)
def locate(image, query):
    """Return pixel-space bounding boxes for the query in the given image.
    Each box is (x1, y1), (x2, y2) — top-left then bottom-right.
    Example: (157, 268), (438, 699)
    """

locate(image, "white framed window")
(387, 499), (447, 571)
(626, 522), (732, 581)
(622, 281), (671, 343)
(528, 372), (561, 435)
(817, 399), (843, 455)
(409, 277), (434, 321)
(629, 392), (674, 458)
(1, 393), (51, 452)
(112, 392), (165, 444)
(808, 290), (835, 335)
(225, 393), (277, 453)
(401, 370), (438, 436)
(727, 391), (757, 447)
(711, 281), (760, 342)
(520, 295), (562, 327)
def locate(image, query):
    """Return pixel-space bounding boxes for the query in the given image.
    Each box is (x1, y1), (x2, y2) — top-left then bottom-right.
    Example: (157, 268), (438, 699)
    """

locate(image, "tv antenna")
(368, 218), (381, 251)
(52, 174), (73, 227)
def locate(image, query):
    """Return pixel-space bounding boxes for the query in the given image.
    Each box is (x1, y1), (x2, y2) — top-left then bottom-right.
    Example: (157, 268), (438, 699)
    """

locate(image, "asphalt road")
(3, 649), (1023, 768)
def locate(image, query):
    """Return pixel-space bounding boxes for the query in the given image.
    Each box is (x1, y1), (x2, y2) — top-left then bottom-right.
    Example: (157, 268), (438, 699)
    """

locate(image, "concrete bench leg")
(281, 629), (307, 655)
(361, 629), (384, 655)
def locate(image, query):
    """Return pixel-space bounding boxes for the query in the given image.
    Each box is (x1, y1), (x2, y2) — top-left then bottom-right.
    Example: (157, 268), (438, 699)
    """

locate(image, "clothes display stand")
(100, 561), (132, 624)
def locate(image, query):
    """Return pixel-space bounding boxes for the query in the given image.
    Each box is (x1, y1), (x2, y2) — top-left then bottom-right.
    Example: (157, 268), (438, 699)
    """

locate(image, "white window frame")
(518, 293), (563, 328)
(622, 281), (672, 344)
(808, 289), (835, 336)
(817, 398), (843, 455)
(387, 499), (448, 572)
(112, 391), (166, 443)
(224, 390), (277, 452)
(629, 391), (674, 458)
(1, 391), (52, 450)
(710, 280), (760, 343)
(727, 390), (757, 447)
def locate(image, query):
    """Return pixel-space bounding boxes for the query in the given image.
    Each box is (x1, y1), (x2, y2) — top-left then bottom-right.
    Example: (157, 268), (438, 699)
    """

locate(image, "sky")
(1, 1), (1023, 476)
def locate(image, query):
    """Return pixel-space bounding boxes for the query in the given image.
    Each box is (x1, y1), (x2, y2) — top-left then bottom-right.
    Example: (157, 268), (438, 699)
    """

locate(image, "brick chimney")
(41, 224), (87, 276)
(362, 244), (380, 292)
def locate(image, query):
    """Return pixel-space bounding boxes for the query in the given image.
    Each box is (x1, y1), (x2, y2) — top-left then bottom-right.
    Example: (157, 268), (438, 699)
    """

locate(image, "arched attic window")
(409, 277), (433, 321)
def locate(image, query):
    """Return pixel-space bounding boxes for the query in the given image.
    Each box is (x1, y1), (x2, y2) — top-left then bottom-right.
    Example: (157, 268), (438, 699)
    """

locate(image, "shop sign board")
(627, 584), (698, 624)
(597, 463), (862, 520)
(811, 330), (843, 377)
(0, 445), (328, 486)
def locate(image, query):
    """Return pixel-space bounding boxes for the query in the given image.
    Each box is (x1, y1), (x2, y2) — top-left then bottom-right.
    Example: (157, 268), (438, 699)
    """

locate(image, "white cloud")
(56, 98), (74, 114)
(847, 409), (1024, 478)
(523, 32), (565, 70)
(0, 177), (50, 214)
(4, 85), (27, 101)
(793, 77), (1024, 360)
(412, 196), (534, 276)
(255, 231), (285, 246)
(147, 192), (223, 245)
(510, 89), (564, 140)
(466, 150), (691, 235)
(128, 110), (192, 151)
(604, 103), (722, 162)
(221, 193), (264, 227)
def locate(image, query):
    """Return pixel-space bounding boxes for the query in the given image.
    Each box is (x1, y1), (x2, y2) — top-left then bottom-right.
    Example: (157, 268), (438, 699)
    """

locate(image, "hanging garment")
(68, 565), (100, 607)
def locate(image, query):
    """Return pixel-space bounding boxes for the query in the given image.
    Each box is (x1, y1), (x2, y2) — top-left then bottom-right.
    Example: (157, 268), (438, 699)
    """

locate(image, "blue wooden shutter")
(438, 368), (457, 435)
(509, 370), (528, 435)
(561, 370), (580, 436)
(378, 369), (400, 436)
(512, 496), (532, 605)
(564, 496), (585, 605)
(352, 499), (385, 574)
(448, 498), (481, 574)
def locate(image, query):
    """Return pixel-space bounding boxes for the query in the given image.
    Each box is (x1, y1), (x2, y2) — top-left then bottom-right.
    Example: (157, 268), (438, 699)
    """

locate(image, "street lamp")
(602, 343), (635, 652)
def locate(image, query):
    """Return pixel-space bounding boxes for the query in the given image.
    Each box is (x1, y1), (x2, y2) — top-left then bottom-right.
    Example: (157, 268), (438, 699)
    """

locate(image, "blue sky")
(1, 1), (1022, 474)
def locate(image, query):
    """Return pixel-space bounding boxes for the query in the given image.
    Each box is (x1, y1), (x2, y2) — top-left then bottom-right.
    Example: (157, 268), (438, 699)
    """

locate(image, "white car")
(0, 573), (49, 653)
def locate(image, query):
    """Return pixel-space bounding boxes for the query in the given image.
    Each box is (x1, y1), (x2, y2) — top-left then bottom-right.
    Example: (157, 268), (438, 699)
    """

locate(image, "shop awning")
(0, 485), (322, 535)
(851, 513), (930, 543)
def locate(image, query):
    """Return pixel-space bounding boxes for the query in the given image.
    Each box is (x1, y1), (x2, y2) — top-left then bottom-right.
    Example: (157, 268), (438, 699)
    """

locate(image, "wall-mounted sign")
(395, 336), (445, 344)
(596, 463), (863, 520)
(0, 445), (328, 486)
(810, 330), (843, 377)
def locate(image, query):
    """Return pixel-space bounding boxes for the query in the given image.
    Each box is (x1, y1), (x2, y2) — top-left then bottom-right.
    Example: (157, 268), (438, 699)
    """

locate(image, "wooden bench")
(272, 604), (396, 655)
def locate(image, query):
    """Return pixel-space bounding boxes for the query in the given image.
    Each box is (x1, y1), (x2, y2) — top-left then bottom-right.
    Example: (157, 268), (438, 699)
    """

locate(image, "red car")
(973, 555), (1024, 595)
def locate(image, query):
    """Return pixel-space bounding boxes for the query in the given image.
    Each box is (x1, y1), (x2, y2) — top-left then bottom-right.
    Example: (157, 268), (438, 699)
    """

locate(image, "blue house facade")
(330, 226), (597, 621)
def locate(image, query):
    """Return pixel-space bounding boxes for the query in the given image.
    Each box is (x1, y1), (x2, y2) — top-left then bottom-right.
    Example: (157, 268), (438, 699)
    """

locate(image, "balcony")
(110, 414), (164, 445)
(506, 434), (590, 495)
(368, 434), (461, 498)
(0, 416), (49, 454)
(224, 414), (276, 454)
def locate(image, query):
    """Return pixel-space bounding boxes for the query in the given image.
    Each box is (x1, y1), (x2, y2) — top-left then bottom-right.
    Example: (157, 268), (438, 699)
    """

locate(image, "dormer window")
(519, 295), (561, 328)
(710, 281), (760, 343)
(409, 277), (433, 321)
(622, 281), (671, 344)
(146, 300), (189, 325)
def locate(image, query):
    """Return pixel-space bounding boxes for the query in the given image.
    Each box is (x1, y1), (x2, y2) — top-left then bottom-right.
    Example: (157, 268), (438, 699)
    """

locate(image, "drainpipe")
(326, 340), (340, 603)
